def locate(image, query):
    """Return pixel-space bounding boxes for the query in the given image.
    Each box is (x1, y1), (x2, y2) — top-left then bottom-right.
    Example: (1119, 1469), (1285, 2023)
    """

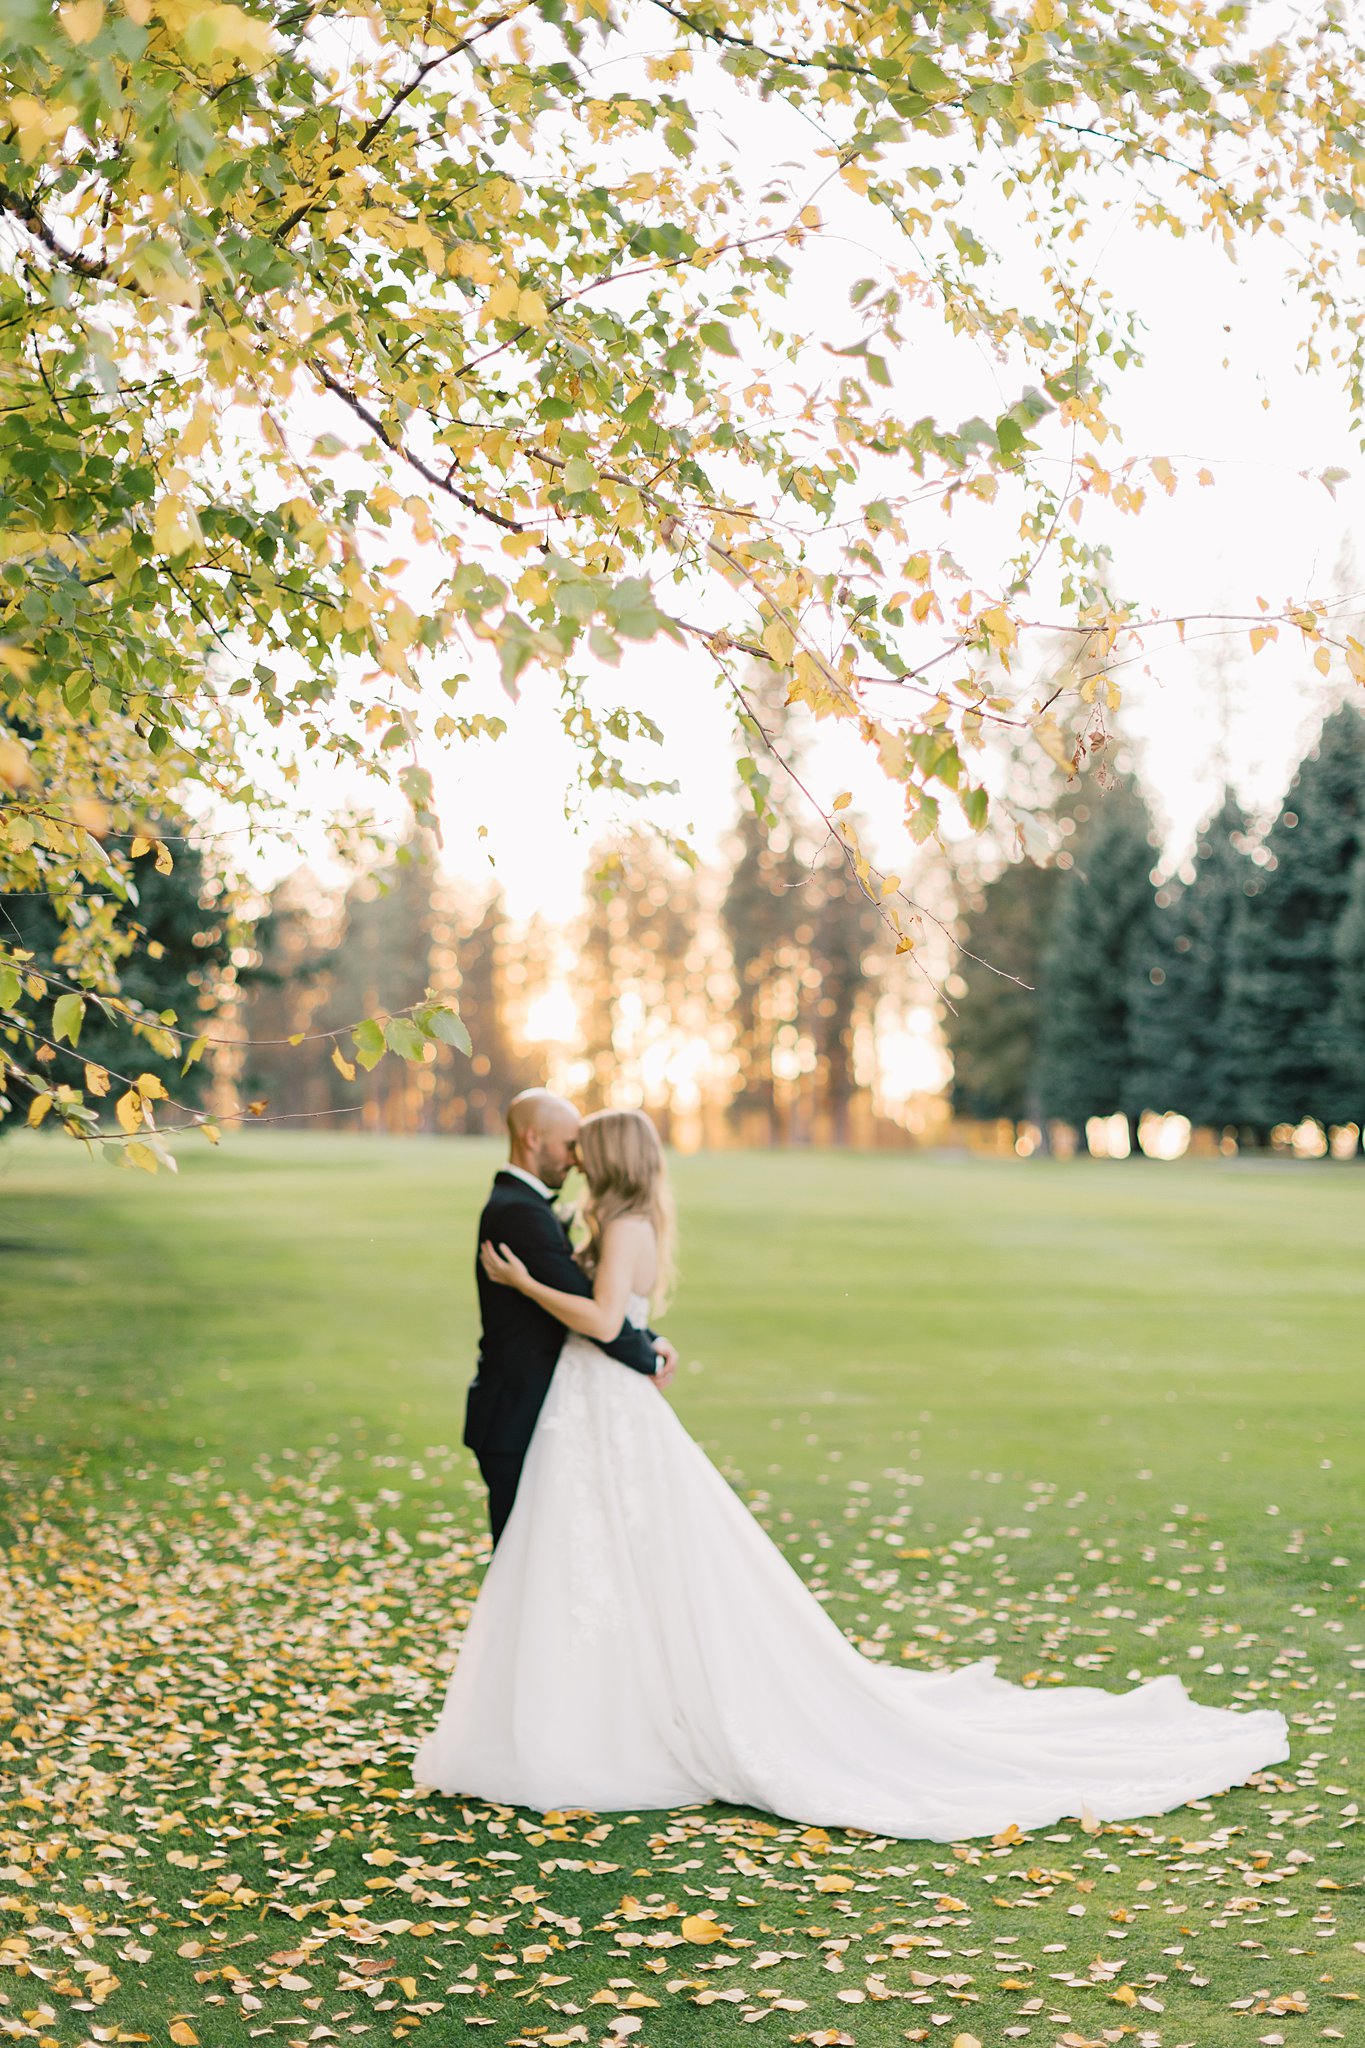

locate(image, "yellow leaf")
(332, 1044), (356, 1081)
(680, 1915), (726, 1942)
(179, 2), (275, 70)
(152, 495), (203, 557)
(516, 289), (549, 328)
(7, 94), (78, 164)
(1150, 455), (1176, 494)
(155, 840), (174, 875)
(761, 616), (795, 666)
(130, 835), (152, 859)
(0, 642), (36, 680)
(991, 1823), (1024, 1847)
(831, 790), (852, 812)
(27, 1091), (53, 1128)
(200, 1123), (220, 1145)
(978, 605), (1016, 650)
(1345, 636), (1365, 685)
(813, 1874), (853, 1892)
(936, 1895), (968, 1911)
(484, 277), (520, 323)
(125, 1142), (160, 1174)
(137, 1072), (168, 1100)
(952, 2037), (983, 2048)
(71, 796), (109, 835)
(58, 0), (105, 40)
(84, 1062), (111, 1097)
(0, 736), (33, 789)
(169, 2024), (199, 2046)
(177, 401), (216, 459)
(115, 1089), (144, 1134)
(1111, 1985), (1138, 2005)
(644, 49), (692, 81)
(1033, 714), (1077, 772)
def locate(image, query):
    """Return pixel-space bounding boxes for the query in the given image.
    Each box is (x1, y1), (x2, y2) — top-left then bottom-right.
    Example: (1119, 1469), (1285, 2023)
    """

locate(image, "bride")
(411, 1108), (1288, 1841)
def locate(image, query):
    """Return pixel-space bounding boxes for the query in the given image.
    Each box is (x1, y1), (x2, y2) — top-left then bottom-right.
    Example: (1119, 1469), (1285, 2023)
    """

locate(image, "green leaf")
(699, 321), (739, 357)
(352, 1018), (386, 1071)
(423, 1005), (473, 1055)
(499, 635), (534, 697)
(383, 1015), (427, 1061)
(961, 784), (990, 832)
(0, 966), (22, 1012)
(52, 991), (85, 1047)
(909, 55), (954, 97)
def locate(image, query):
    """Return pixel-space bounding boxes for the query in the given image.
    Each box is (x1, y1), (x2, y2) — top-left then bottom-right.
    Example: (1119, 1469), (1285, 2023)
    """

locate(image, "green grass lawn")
(2, 1133), (1362, 2048)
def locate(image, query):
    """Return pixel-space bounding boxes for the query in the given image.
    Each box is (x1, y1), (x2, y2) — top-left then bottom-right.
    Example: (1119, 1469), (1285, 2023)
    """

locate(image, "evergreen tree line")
(947, 704), (1365, 1153)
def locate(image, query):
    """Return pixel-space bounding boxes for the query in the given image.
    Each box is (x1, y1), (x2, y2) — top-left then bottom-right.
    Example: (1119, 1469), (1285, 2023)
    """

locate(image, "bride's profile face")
(577, 1109), (661, 1200)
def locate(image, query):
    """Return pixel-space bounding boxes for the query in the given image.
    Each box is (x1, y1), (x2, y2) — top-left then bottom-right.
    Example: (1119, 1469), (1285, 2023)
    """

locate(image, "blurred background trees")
(107, 697), (1363, 1161)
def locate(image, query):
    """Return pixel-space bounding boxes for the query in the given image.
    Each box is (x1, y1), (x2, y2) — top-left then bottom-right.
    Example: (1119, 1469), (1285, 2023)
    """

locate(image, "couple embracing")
(412, 1091), (1288, 1842)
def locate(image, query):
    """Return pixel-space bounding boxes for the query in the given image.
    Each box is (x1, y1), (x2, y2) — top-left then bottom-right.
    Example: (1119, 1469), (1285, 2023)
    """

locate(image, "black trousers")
(477, 1449), (524, 1547)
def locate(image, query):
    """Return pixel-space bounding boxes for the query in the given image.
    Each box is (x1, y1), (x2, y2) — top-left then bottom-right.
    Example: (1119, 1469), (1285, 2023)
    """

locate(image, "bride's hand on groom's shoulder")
(481, 1239), (529, 1289)
(652, 1339), (678, 1390)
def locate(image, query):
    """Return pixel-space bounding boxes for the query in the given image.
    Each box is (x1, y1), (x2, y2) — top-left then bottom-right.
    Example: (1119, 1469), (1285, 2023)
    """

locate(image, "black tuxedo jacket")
(463, 1170), (661, 1468)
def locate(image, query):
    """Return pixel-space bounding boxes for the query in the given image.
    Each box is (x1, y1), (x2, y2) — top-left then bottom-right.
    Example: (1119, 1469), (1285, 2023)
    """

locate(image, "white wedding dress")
(412, 1298), (1289, 1841)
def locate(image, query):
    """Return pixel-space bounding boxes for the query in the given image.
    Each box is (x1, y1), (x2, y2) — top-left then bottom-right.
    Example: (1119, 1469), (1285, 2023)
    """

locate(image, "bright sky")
(247, 48), (1365, 927)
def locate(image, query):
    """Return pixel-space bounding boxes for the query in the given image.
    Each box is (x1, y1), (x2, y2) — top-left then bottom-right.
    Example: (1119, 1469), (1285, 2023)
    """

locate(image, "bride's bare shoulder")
(600, 1212), (656, 1244)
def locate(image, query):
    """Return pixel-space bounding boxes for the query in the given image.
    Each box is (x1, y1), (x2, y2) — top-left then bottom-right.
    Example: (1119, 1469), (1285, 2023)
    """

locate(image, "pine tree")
(1034, 773), (1158, 1149)
(311, 836), (441, 1131)
(1227, 704), (1365, 1132)
(1, 818), (230, 1133)
(805, 841), (883, 1143)
(1130, 793), (1256, 1132)
(427, 884), (538, 1134)
(236, 869), (337, 1121)
(721, 806), (804, 1142)
(574, 834), (707, 1134)
(1324, 847), (1365, 1141)
(946, 856), (1061, 1127)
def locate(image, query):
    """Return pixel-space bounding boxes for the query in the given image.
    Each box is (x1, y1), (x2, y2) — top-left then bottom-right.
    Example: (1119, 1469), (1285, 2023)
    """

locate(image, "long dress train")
(412, 1301), (1288, 1841)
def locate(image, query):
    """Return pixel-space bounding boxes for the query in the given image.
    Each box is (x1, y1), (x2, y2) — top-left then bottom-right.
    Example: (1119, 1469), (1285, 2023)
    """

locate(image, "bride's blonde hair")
(575, 1108), (676, 1311)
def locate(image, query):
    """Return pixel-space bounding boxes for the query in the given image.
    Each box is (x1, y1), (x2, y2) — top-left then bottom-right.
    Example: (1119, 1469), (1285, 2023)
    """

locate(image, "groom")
(465, 1088), (677, 1544)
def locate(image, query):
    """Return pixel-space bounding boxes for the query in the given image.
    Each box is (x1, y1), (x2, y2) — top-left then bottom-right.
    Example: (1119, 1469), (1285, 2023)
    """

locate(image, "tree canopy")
(6, 0), (1365, 1157)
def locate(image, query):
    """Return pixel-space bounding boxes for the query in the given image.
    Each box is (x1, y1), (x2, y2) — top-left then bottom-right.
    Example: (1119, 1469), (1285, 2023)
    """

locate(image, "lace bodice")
(625, 1291), (651, 1329)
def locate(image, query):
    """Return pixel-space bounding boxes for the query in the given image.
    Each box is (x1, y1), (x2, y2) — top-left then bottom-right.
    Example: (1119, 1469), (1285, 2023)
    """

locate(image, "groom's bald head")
(507, 1089), (580, 1190)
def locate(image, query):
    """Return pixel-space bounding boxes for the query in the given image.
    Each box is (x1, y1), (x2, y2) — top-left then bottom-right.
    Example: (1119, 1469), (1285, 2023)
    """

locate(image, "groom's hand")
(652, 1339), (678, 1388)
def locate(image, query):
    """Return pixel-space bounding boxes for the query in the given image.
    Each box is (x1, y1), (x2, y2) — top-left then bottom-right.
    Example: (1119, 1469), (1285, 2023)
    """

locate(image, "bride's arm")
(480, 1216), (647, 1341)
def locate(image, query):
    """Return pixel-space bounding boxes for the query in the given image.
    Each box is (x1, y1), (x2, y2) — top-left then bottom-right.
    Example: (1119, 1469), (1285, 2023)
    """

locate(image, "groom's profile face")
(532, 1108), (580, 1192)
